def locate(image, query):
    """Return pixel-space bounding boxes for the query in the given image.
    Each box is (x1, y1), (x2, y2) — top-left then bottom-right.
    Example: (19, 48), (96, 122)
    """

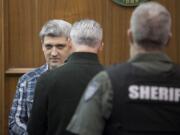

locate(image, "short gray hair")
(39, 19), (72, 42)
(130, 2), (171, 49)
(70, 19), (103, 47)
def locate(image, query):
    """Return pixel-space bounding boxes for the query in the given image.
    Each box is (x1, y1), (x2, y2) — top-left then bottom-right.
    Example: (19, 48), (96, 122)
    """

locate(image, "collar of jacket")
(65, 52), (100, 64)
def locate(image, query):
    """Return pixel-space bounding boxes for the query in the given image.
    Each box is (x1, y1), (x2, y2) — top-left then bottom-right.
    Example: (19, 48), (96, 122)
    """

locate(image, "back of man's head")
(130, 2), (171, 49)
(70, 19), (103, 48)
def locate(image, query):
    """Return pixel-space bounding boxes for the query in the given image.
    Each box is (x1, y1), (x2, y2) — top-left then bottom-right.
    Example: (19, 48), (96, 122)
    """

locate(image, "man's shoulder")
(106, 62), (130, 72)
(19, 64), (48, 82)
(37, 65), (64, 82)
(49, 62), (78, 74)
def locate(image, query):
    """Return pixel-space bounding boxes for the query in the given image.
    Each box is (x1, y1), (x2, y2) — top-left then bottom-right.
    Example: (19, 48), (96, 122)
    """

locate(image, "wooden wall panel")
(4, 76), (19, 135)
(176, 0), (180, 63)
(4, 0), (180, 69)
(0, 0), (4, 134)
(158, 0), (179, 63)
(1, 0), (180, 135)
(101, 1), (132, 64)
(35, 0), (132, 65)
(5, 0), (44, 69)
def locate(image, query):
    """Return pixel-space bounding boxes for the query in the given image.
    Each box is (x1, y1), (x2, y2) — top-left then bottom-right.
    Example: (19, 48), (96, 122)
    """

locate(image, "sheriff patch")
(129, 85), (180, 102)
(84, 81), (100, 101)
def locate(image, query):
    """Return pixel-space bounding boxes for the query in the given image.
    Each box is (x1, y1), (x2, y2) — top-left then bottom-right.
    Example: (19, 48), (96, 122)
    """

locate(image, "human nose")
(51, 47), (58, 56)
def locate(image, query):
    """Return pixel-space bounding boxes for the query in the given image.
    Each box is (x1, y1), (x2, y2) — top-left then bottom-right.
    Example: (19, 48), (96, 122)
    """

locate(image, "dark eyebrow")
(55, 44), (67, 49)
(44, 44), (67, 49)
(44, 44), (53, 47)
(55, 44), (66, 46)
(44, 44), (66, 46)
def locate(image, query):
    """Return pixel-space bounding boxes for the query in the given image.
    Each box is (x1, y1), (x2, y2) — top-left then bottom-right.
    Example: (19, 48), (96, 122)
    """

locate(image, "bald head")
(130, 2), (171, 49)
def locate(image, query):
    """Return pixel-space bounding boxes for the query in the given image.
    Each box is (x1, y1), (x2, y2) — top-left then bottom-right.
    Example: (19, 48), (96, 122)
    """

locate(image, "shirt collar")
(66, 52), (99, 63)
(40, 64), (49, 71)
(128, 52), (173, 73)
(128, 52), (172, 63)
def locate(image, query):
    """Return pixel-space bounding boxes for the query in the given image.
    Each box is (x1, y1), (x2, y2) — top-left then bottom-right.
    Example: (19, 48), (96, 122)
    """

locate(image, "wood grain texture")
(5, 68), (35, 74)
(155, 0), (179, 63)
(0, 0), (4, 134)
(176, 0), (180, 63)
(5, 0), (44, 68)
(4, 76), (19, 135)
(1, 0), (180, 134)
(4, 0), (180, 68)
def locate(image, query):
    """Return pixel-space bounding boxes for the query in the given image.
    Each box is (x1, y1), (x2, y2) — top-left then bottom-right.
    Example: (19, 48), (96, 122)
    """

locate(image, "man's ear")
(41, 39), (44, 49)
(99, 42), (104, 52)
(165, 32), (172, 47)
(67, 38), (76, 53)
(127, 29), (134, 46)
(67, 38), (72, 47)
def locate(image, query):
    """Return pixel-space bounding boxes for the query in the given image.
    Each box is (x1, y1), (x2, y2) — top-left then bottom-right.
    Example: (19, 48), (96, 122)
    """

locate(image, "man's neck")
(73, 45), (98, 54)
(130, 43), (163, 59)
